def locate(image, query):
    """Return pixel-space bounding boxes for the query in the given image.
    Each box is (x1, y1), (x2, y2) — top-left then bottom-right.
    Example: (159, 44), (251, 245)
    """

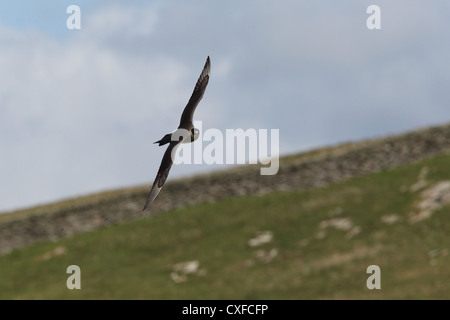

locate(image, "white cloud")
(87, 4), (159, 38)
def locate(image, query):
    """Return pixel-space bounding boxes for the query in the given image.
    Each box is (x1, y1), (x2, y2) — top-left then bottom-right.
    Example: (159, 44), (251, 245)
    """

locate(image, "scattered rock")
(254, 248), (278, 263)
(409, 166), (429, 192)
(381, 214), (401, 224)
(318, 217), (361, 239)
(248, 231), (273, 247)
(346, 226), (361, 239)
(170, 260), (206, 283)
(36, 246), (67, 261)
(320, 218), (353, 231)
(409, 181), (450, 223)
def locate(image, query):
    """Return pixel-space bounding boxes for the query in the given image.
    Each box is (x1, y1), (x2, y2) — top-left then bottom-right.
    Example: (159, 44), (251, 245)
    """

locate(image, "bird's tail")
(154, 133), (172, 146)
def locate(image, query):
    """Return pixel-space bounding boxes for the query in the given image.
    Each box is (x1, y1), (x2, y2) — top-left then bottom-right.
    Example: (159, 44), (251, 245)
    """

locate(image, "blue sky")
(1, 1), (450, 213)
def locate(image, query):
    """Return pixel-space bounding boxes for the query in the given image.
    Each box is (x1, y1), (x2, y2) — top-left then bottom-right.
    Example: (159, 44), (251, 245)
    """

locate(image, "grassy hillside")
(0, 151), (449, 299)
(2, 122), (450, 256)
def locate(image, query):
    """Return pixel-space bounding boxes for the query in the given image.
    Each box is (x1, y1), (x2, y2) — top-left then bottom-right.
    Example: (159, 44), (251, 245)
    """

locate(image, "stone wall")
(1, 123), (449, 255)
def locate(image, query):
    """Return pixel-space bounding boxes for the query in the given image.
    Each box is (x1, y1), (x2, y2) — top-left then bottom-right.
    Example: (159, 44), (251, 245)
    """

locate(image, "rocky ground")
(1, 122), (449, 255)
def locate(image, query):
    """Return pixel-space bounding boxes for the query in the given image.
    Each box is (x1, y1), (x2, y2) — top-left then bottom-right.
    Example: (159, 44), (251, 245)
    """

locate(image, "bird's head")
(191, 128), (200, 142)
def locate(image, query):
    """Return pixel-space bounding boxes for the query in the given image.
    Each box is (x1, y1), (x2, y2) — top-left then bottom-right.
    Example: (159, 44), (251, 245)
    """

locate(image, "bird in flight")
(143, 56), (211, 211)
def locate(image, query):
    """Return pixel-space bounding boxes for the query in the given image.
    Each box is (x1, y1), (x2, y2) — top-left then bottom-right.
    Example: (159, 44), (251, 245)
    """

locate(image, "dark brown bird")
(143, 56), (210, 211)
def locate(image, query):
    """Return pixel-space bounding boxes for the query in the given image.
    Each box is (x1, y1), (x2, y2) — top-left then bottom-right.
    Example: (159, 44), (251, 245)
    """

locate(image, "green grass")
(0, 152), (449, 299)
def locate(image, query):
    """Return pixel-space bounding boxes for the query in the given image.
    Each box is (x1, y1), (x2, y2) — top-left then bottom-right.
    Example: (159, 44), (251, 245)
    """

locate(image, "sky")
(1, 0), (450, 213)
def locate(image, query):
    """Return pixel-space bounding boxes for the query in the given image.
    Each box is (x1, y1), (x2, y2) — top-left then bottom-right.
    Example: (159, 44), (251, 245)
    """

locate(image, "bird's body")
(143, 56), (210, 211)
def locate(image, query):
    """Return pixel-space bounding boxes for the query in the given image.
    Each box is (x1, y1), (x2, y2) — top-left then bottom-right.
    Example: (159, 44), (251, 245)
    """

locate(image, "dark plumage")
(143, 56), (210, 211)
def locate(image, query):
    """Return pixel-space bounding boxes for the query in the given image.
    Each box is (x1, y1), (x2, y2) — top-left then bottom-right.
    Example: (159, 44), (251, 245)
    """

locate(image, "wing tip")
(204, 56), (211, 76)
(142, 196), (153, 211)
(142, 184), (163, 211)
(142, 196), (154, 211)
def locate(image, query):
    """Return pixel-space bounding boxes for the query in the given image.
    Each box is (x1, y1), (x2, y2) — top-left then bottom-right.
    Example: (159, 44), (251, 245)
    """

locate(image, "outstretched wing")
(142, 140), (181, 211)
(179, 56), (210, 128)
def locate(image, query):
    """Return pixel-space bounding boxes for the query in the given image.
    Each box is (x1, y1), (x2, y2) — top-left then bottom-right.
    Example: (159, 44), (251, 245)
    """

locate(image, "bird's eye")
(191, 128), (200, 141)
